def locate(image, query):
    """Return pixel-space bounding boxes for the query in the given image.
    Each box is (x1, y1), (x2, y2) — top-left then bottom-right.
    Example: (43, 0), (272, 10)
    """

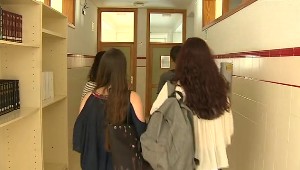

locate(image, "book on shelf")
(13, 80), (20, 109)
(0, 83), (4, 113)
(0, 8), (22, 42)
(16, 14), (22, 43)
(0, 80), (20, 116)
(2, 9), (7, 40)
(42, 72), (54, 101)
(0, 7), (2, 40)
(11, 12), (16, 42)
(6, 11), (12, 41)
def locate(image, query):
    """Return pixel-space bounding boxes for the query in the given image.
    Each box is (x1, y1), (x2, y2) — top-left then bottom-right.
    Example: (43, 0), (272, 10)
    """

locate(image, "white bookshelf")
(0, 40), (40, 48)
(42, 28), (66, 39)
(44, 163), (68, 170)
(0, 0), (68, 169)
(42, 95), (67, 108)
(0, 108), (39, 128)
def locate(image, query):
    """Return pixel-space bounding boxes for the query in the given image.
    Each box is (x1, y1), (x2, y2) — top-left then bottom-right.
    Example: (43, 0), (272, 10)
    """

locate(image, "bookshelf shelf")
(44, 163), (67, 170)
(0, 108), (39, 128)
(42, 29), (66, 39)
(42, 3), (66, 19)
(42, 95), (66, 108)
(0, 40), (39, 48)
(0, 0), (39, 5)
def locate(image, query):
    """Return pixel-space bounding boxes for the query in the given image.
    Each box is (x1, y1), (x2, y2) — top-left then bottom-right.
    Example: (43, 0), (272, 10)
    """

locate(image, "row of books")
(42, 72), (54, 101)
(0, 80), (20, 116)
(0, 7), (23, 43)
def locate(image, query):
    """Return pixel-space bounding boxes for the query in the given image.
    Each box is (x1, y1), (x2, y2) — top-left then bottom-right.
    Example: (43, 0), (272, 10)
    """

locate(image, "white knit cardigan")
(150, 83), (234, 170)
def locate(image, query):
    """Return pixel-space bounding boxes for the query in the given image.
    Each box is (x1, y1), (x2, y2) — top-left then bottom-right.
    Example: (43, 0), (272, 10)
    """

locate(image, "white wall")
(205, 0), (300, 54)
(188, 0), (204, 38)
(136, 9), (147, 113)
(196, 0), (300, 169)
(186, 16), (194, 38)
(68, 0), (98, 55)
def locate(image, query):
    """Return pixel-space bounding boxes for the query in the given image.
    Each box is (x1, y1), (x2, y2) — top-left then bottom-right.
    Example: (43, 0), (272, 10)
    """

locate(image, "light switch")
(92, 22), (95, 31)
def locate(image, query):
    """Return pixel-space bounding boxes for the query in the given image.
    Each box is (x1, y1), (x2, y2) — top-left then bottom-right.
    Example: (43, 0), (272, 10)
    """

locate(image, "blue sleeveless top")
(73, 92), (147, 170)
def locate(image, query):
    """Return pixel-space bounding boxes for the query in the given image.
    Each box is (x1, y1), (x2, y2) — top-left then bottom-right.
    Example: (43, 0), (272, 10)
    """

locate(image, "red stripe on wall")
(213, 47), (300, 59)
(233, 75), (300, 88)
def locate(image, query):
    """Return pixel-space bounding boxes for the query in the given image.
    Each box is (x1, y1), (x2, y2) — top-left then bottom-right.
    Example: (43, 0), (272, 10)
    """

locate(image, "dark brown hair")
(95, 48), (129, 125)
(88, 51), (105, 82)
(170, 45), (181, 62)
(175, 37), (230, 120)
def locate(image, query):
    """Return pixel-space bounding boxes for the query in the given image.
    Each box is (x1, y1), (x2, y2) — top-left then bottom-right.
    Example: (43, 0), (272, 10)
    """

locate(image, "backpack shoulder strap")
(167, 81), (184, 103)
(166, 81), (176, 98)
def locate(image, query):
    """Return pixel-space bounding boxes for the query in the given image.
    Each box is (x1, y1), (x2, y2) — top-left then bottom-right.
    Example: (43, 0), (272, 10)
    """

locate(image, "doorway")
(98, 8), (138, 90)
(146, 9), (186, 116)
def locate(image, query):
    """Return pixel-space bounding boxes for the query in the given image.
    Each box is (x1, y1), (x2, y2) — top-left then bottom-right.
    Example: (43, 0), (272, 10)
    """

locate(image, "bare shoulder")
(79, 92), (92, 113)
(130, 91), (140, 100)
(130, 91), (145, 122)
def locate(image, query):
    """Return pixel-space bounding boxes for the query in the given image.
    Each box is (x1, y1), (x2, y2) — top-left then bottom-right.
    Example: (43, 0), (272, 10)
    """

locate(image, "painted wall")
(68, 0), (98, 56)
(136, 9), (147, 113)
(186, 16), (194, 39)
(188, 0), (204, 38)
(197, 0), (300, 169)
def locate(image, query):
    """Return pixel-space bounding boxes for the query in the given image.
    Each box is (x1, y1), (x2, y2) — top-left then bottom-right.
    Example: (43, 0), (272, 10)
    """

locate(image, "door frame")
(97, 8), (138, 90)
(145, 9), (187, 115)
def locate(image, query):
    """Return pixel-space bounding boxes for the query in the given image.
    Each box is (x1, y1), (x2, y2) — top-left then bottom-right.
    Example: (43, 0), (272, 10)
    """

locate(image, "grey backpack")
(141, 82), (194, 170)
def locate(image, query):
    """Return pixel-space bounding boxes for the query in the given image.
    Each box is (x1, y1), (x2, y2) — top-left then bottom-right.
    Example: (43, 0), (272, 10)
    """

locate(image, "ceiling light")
(133, 1), (145, 7)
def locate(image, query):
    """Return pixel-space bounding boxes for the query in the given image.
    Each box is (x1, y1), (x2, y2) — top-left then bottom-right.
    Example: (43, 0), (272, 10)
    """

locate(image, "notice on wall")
(160, 55), (170, 69)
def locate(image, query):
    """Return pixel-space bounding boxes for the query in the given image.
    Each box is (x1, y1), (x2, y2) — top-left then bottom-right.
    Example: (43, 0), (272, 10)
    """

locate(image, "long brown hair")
(96, 48), (129, 125)
(175, 37), (230, 120)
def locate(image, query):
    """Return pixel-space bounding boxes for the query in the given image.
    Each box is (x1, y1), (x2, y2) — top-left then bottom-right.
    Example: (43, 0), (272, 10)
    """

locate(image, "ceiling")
(96, 0), (193, 9)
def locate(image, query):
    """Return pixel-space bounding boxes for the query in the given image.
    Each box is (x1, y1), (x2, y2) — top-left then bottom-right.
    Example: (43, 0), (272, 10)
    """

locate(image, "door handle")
(131, 76), (133, 84)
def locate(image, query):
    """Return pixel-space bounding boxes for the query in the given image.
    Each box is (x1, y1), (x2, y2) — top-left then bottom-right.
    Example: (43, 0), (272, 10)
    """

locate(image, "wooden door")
(145, 44), (179, 116)
(99, 43), (136, 90)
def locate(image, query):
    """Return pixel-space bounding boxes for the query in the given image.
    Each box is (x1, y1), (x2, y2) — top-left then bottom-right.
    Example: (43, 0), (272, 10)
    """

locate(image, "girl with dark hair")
(74, 48), (146, 170)
(150, 37), (233, 170)
(81, 51), (106, 99)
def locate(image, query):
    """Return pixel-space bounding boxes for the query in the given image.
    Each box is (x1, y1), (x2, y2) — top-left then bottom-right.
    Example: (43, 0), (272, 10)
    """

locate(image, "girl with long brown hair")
(150, 37), (233, 170)
(74, 48), (146, 170)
